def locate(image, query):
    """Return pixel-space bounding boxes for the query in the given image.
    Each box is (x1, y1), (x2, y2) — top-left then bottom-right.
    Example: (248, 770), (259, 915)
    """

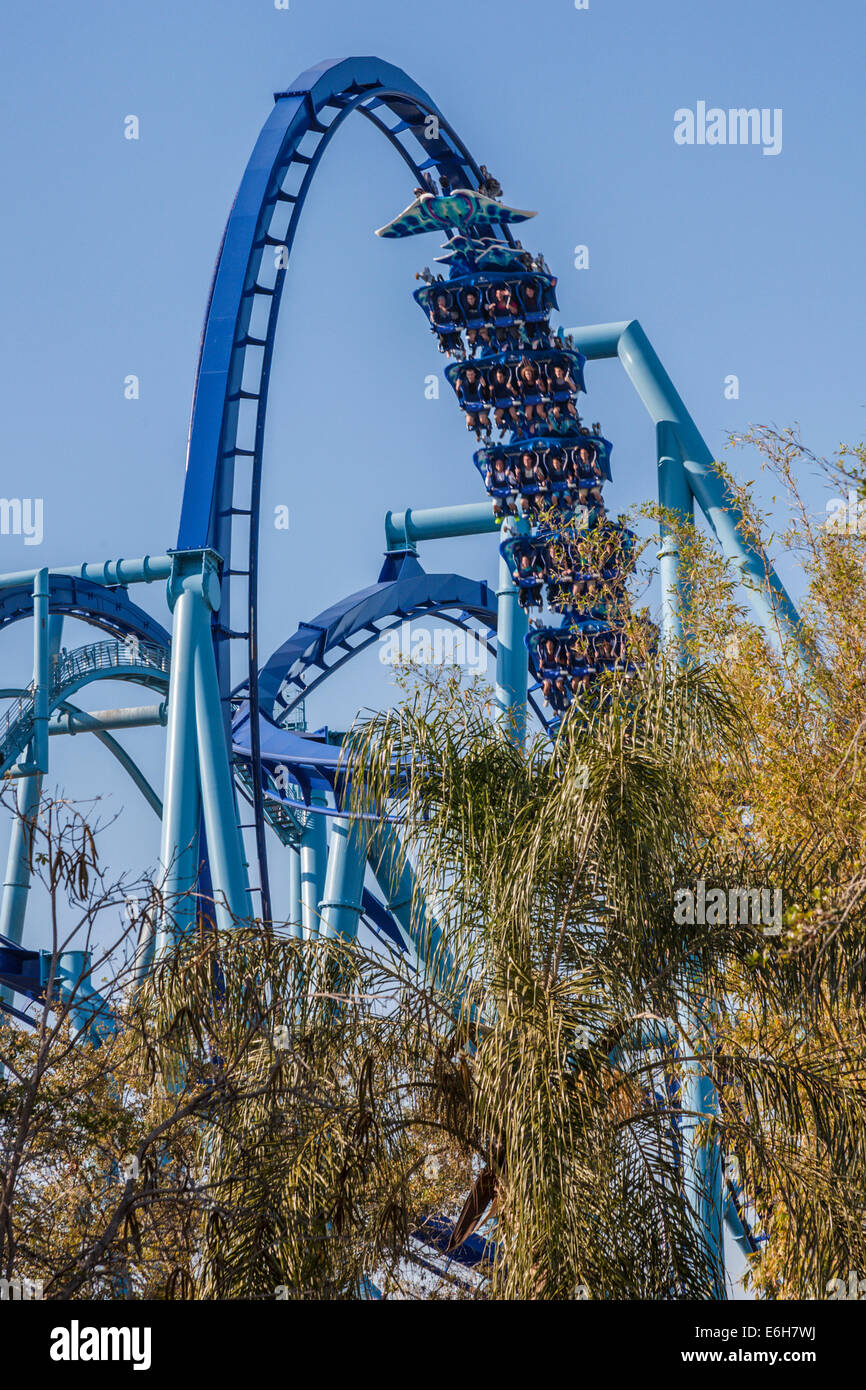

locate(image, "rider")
(546, 448), (571, 506)
(577, 444), (604, 508)
(489, 364), (519, 431)
(430, 291), (463, 356)
(514, 548), (544, 610)
(538, 635), (562, 704)
(546, 404), (574, 435)
(456, 364), (491, 440)
(519, 281), (549, 348)
(548, 361), (580, 417)
(516, 449), (548, 519)
(487, 284), (521, 347)
(460, 286), (490, 354)
(485, 453), (514, 517)
(478, 164), (503, 199)
(515, 359), (548, 426)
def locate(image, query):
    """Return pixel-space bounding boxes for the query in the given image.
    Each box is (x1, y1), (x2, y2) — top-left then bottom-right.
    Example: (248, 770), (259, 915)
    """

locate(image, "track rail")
(179, 57), (505, 920)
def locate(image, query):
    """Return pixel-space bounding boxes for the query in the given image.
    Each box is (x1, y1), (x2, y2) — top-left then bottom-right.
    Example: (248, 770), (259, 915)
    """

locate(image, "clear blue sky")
(1, 1), (863, 910)
(6, 0), (860, 1295)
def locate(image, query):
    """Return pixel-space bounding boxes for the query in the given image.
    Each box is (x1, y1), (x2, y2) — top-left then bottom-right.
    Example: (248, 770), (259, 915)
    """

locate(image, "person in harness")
(485, 453), (514, 517)
(489, 364), (519, 432)
(456, 364), (491, 440)
(429, 291), (463, 356)
(513, 546), (545, 610)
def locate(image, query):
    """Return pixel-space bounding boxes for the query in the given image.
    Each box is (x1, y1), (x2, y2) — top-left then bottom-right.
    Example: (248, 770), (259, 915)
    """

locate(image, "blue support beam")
(55, 701), (163, 818)
(0, 768), (41, 1022)
(299, 791), (328, 940)
(0, 555), (171, 593)
(287, 845), (302, 940)
(0, 937), (113, 1045)
(382, 504), (530, 739)
(724, 1176), (762, 1259)
(366, 823), (455, 989)
(32, 569), (50, 775)
(52, 951), (110, 1042)
(564, 318), (810, 1296)
(48, 703), (167, 736)
(657, 421), (694, 653)
(385, 501), (497, 552)
(150, 574), (202, 963)
(0, 613), (63, 1020)
(681, 1024), (726, 1297)
(565, 319), (803, 651)
(318, 815), (368, 943)
(495, 516), (529, 741)
(190, 571), (252, 927)
(150, 550), (250, 966)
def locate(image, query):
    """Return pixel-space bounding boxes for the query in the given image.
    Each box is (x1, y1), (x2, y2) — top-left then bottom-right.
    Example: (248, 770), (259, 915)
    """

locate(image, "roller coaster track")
(0, 640), (170, 777)
(179, 56), (505, 923)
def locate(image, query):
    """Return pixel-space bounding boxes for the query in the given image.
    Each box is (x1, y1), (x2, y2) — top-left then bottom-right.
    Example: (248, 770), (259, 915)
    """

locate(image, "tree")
(648, 425), (866, 1297)
(4, 428), (865, 1300)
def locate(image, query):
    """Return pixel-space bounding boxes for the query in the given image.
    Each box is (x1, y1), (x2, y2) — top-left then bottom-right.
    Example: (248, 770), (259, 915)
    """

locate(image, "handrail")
(0, 641), (170, 769)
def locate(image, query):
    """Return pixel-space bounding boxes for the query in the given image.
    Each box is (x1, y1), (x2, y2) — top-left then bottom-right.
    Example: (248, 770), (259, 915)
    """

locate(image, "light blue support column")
(495, 516), (529, 742)
(569, 320), (738, 1291)
(724, 1172), (760, 1258)
(318, 815), (367, 943)
(188, 561), (251, 929)
(566, 319), (804, 654)
(0, 614), (61, 1018)
(565, 318), (805, 1298)
(657, 421), (694, 654)
(366, 823), (455, 989)
(49, 704), (167, 736)
(299, 793), (328, 940)
(54, 951), (98, 1039)
(0, 555), (172, 593)
(287, 844), (302, 940)
(385, 501), (497, 551)
(681, 1003), (725, 1297)
(0, 768), (40, 943)
(32, 569), (50, 774)
(152, 549), (250, 960)
(47, 613), (64, 685)
(0, 763), (41, 1022)
(150, 572), (202, 965)
(566, 321), (631, 360)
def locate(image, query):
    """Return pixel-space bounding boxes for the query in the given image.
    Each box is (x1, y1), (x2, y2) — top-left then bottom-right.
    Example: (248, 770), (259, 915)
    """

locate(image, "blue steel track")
(177, 56), (513, 924)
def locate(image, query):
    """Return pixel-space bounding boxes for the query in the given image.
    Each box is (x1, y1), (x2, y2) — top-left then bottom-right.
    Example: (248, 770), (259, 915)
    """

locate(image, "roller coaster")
(0, 56), (806, 1295)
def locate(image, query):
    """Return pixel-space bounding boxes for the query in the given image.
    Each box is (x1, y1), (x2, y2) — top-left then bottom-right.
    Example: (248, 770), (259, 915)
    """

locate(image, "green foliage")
(4, 429), (866, 1300)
